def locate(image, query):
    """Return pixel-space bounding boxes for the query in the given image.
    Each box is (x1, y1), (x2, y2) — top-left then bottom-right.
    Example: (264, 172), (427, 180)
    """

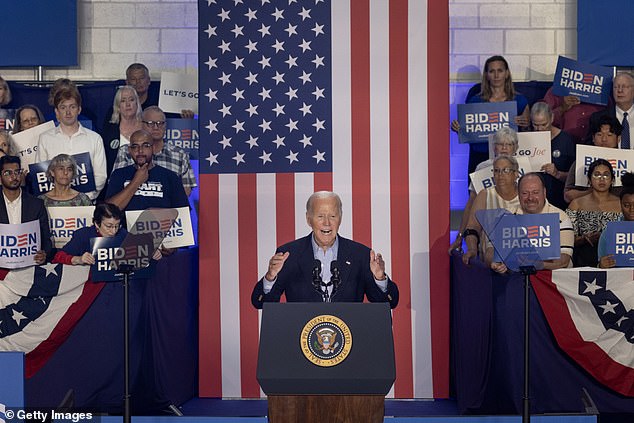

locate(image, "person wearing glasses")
(564, 115), (622, 203)
(51, 202), (161, 266)
(100, 86), (143, 176)
(461, 155), (520, 265)
(39, 154), (92, 207)
(13, 105), (45, 134)
(0, 155), (53, 265)
(105, 130), (188, 212)
(530, 102), (575, 211)
(566, 159), (621, 267)
(111, 106), (196, 196)
(35, 87), (107, 201)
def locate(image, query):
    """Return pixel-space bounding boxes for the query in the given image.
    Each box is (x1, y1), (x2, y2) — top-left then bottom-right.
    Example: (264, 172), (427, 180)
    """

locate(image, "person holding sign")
(461, 155), (520, 265)
(487, 173), (574, 273)
(0, 155), (53, 265)
(52, 202), (161, 266)
(35, 87), (106, 201)
(530, 102), (575, 210)
(39, 154), (92, 207)
(564, 115), (621, 203)
(598, 172), (634, 268)
(451, 56), (530, 174)
(13, 105), (45, 134)
(566, 159), (622, 267)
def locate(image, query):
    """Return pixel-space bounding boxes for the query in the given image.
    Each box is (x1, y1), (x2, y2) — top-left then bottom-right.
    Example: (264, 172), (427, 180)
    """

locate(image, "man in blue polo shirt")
(105, 130), (188, 212)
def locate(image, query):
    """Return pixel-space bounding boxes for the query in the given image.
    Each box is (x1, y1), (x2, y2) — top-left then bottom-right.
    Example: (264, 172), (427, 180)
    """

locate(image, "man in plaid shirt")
(111, 106), (197, 196)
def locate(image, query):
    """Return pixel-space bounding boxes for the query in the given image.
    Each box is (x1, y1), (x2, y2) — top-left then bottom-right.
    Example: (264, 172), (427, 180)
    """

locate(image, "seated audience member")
(39, 154), (92, 207)
(112, 106), (196, 196)
(13, 104), (45, 134)
(488, 172), (574, 272)
(564, 115), (621, 203)
(105, 130), (188, 212)
(566, 159), (621, 267)
(0, 155), (53, 264)
(451, 55), (530, 174)
(530, 102), (575, 210)
(450, 127), (519, 253)
(587, 72), (634, 146)
(35, 87), (107, 201)
(251, 191), (398, 308)
(598, 172), (634, 268)
(0, 76), (12, 118)
(101, 85), (143, 175)
(52, 202), (160, 265)
(541, 87), (605, 145)
(461, 155), (520, 264)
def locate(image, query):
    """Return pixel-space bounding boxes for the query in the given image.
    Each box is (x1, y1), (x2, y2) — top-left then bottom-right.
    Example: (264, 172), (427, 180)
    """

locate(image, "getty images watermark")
(1, 403), (96, 423)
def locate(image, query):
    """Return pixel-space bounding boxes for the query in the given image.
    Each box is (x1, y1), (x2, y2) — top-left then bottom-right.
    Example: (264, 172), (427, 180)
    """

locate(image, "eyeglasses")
(21, 117), (40, 125)
(492, 167), (516, 175)
(100, 223), (120, 231)
(1, 169), (24, 177)
(614, 85), (633, 91)
(129, 142), (153, 151)
(591, 173), (611, 180)
(142, 120), (166, 128)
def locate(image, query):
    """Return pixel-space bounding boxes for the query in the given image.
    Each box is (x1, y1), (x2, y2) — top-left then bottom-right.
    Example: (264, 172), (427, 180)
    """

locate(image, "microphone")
(312, 259), (322, 292)
(330, 260), (340, 299)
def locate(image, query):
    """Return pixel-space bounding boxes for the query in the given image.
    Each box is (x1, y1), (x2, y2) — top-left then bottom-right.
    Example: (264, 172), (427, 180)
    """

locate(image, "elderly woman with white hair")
(530, 101), (575, 210)
(39, 153), (92, 207)
(449, 127), (519, 253)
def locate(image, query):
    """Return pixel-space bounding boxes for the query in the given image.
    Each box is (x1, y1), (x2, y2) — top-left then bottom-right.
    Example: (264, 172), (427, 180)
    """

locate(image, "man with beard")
(0, 156), (52, 264)
(487, 172), (574, 273)
(105, 130), (188, 212)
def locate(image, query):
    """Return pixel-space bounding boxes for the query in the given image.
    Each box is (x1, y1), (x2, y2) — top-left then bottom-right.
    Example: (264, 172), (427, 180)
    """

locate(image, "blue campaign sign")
(90, 233), (156, 282)
(603, 221), (634, 267)
(551, 56), (613, 106)
(28, 152), (96, 196)
(166, 118), (199, 160)
(457, 101), (517, 144)
(478, 210), (560, 271)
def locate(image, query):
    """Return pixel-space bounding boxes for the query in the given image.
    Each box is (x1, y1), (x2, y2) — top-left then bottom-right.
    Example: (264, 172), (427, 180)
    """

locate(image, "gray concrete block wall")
(0, 0), (198, 82)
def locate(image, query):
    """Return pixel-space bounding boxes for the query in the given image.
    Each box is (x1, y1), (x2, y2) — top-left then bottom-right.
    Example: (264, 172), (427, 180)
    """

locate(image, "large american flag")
(198, 0), (449, 398)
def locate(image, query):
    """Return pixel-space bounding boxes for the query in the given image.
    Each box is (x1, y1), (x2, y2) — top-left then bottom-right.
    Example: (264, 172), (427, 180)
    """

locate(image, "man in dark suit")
(587, 72), (634, 146)
(251, 191), (398, 309)
(0, 155), (53, 264)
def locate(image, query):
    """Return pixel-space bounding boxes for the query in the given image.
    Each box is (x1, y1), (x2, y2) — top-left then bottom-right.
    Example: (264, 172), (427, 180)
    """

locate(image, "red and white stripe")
(199, 0), (449, 399)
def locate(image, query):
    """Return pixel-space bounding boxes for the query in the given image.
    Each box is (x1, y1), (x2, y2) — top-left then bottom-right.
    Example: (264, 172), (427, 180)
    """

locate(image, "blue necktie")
(622, 112), (630, 149)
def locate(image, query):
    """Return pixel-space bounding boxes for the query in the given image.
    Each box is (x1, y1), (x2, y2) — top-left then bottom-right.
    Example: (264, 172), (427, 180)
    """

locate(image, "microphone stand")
(519, 265), (536, 423)
(119, 263), (135, 423)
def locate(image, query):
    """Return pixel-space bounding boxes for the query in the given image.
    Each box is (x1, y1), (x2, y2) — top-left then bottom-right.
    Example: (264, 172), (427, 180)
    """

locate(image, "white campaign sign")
(125, 207), (194, 249)
(10, 121), (55, 166)
(470, 156), (532, 194)
(0, 220), (41, 268)
(574, 145), (634, 187)
(158, 72), (199, 114)
(47, 206), (95, 248)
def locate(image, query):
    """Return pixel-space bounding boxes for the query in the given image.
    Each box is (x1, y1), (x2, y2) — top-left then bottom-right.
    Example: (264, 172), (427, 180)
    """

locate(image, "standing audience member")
(13, 105), (45, 134)
(39, 154), (92, 207)
(106, 130), (188, 212)
(487, 172), (573, 272)
(112, 106), (196, 196)
(35, 87), (107, 201)
(541, 87), (605, 145)
(451, 55), (530, 174)
(0, 155), (53, 264)
(0, 76), (12, 118)
(566, 159), (621, 267)
(588, 72), (634, 146)
(598, 172), (634, 268)
(0, 130), (14, 156)
(101, 85), (143, 175)
(530, 102), (575, 210)
(564, 115), (621, 203)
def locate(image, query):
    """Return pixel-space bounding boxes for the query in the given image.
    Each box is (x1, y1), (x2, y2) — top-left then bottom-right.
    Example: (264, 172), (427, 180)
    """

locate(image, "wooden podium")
(257, 303), (395, 423)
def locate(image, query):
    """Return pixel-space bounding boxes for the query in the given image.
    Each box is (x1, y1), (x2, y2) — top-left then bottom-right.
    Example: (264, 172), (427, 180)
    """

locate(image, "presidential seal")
(300, 314), (352, 367)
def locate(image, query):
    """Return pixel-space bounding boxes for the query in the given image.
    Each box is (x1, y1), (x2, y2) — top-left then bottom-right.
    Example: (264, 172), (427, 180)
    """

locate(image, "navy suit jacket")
(0, 190), (54, 260)
(251, 234), (399, 309)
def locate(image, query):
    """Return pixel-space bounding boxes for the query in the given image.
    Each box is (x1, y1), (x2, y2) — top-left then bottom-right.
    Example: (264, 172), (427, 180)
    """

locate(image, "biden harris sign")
(552, 56), (612, 106)
(457, 101), (517, 144)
